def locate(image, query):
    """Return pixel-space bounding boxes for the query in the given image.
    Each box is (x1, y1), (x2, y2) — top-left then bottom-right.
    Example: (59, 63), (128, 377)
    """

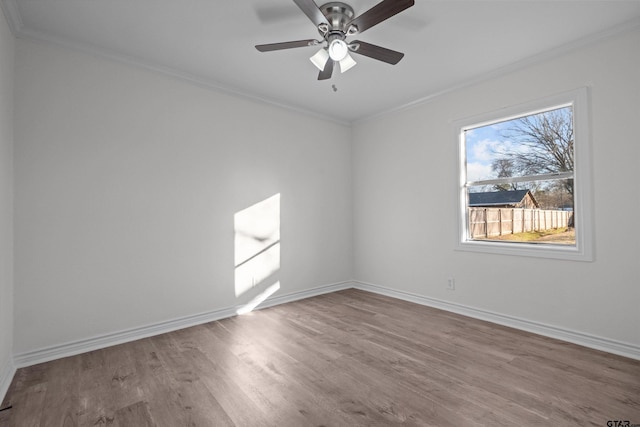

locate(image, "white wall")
(0, 5), (14, 394)
(352, 29), (640, 347)
(14, 38), (352, 354)
(10, 24), (640, 360)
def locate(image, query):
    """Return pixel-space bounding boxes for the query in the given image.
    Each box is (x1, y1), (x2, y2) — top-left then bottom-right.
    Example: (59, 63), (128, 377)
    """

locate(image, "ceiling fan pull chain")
(254, 0), (415, 79)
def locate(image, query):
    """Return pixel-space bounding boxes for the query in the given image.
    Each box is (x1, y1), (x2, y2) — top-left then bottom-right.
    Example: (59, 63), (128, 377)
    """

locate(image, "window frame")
(454, 88), (594, 261)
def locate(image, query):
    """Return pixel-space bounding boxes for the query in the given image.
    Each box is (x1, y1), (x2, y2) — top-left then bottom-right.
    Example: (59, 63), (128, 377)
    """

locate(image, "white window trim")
(454, 88), (594, 261)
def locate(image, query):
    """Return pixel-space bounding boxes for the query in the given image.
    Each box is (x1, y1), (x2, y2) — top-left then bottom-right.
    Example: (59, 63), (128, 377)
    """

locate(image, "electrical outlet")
(447, 278), (455, 290)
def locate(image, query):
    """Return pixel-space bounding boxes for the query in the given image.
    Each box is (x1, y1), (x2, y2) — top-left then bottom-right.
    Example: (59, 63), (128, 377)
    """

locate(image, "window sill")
(456, 239), (593, 262)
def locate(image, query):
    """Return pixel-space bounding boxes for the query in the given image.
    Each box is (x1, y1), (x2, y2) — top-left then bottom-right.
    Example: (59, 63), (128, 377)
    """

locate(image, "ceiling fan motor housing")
(319, 2), (356, 38)
(255, 0), (414, 79)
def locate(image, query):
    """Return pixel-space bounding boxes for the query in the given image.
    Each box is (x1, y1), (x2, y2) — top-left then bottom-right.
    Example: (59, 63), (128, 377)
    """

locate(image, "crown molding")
(356, 16), (640, 125)
(4, 1), (640, 125)
(12, 25), (351, 127)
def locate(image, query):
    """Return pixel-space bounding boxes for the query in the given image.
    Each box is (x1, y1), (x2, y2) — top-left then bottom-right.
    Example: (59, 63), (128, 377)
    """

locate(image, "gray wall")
(14, 38), (353, 354)
(8, 24), (640, 361)
(352, 29), (640, 346)
(0, 6), (14, 396)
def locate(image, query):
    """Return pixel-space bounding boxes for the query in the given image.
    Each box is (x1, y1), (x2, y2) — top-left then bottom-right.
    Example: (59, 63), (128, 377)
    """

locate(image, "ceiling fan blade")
(347, 0), (414, 34)
(293, 0), (327, 28)
(318, 59), (334, 80)
(349, 41), (404, 65)
(255, 39), (319, 52)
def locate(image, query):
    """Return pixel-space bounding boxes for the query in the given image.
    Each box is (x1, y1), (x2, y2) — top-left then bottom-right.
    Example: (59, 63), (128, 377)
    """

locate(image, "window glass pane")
(456, 88), (592, 260)
(467, 179), (574, 245)
(465, 106), (573, 182)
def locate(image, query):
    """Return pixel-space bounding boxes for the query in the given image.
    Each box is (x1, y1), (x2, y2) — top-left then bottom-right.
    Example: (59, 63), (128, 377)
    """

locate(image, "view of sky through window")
(461, 106), (576, 246)
(465, 106), (573, 185)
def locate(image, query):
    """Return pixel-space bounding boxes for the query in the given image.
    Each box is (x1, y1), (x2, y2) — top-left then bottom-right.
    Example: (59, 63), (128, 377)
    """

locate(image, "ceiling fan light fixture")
(256, 0), (414, 80)
(310, 48), (330, 71)
(328, 39), (348, 61)
(339, 53), (357, 73)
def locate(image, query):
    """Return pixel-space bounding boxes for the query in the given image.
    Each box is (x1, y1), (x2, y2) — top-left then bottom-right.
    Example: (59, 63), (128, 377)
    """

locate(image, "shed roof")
(468, 189), (536, 207)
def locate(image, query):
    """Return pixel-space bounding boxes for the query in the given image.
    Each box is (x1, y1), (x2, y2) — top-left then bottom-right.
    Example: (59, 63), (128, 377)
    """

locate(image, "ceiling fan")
(255, 0), (415, 80)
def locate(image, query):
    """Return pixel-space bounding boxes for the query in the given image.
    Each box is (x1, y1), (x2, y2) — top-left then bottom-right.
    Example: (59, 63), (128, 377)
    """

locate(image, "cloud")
(466, 161), (493, 182)
(468, 136), (530, 162)
(468, 138), (500, 163)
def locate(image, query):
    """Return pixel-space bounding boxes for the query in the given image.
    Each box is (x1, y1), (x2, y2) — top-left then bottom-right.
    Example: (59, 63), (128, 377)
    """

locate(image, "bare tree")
(491, 158), (521, 191)
(492, 107), (574, 196)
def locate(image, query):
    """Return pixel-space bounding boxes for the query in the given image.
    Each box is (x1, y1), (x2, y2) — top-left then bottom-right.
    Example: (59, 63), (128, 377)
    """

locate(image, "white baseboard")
(353, 281), (640, 361)
(255, 281), (355, 311)
(12, 281), (354, 369)
(12, 279), (639, 370)
(0, 357), (16, 405)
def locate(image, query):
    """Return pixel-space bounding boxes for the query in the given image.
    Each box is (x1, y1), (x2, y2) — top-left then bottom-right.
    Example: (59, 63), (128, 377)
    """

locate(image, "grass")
(478, 228), (575, 244)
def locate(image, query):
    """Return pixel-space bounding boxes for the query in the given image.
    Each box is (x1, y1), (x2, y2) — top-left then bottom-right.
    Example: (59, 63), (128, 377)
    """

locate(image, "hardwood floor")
(2, 289), (639, 426)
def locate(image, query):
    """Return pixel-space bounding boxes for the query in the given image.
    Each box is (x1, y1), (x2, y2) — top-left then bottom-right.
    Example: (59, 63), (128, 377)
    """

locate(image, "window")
(455, 89), (593, 261)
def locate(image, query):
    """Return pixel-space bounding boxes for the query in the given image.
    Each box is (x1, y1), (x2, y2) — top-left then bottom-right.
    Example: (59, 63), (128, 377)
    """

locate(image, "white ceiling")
(3, 0), (640, 122)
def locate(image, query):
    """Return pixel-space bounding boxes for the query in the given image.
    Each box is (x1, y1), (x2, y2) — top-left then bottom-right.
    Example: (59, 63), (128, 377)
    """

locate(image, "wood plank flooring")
(2, 289), (639, 426)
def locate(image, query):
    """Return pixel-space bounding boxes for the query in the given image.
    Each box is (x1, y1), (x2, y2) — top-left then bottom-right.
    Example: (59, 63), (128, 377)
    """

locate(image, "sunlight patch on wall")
(234, 194), (281, 299)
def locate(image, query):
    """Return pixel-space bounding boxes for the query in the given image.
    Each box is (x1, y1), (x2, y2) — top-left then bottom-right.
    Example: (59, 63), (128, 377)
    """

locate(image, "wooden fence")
(469, 208), (573, 239)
